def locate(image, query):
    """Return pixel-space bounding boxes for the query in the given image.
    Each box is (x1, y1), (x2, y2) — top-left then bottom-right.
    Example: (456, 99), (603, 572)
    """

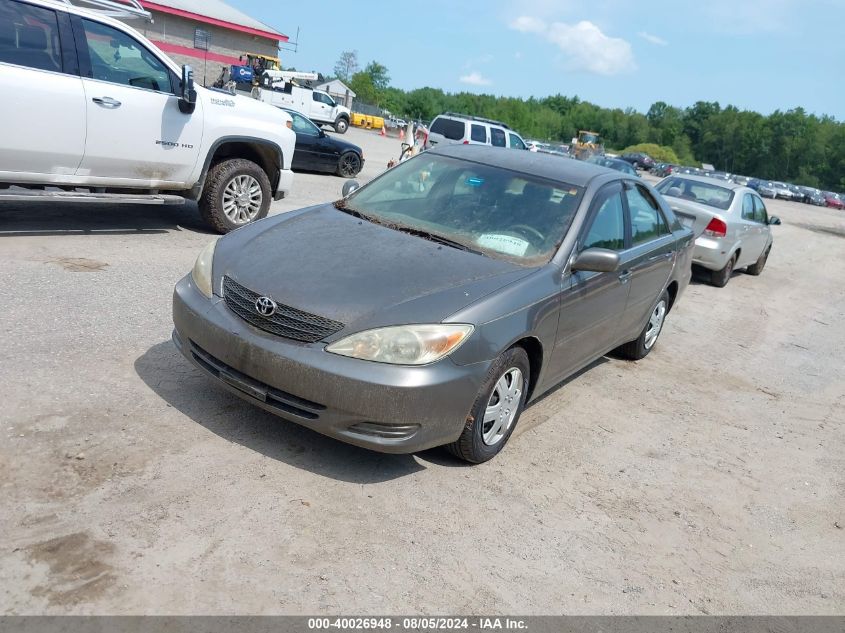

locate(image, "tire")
(445, 347), (530, 464)
(746, 245), (770, 276)
(337, 151), (362, 178)
(617, 290), (670, 360)
(334, 118), (349, 134)
(710, 253), (736, 288)
(199, 158), (271, 234)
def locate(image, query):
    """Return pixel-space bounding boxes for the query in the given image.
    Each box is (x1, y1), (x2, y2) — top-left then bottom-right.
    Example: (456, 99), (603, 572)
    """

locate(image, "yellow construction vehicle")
(570, 130), (604, 160)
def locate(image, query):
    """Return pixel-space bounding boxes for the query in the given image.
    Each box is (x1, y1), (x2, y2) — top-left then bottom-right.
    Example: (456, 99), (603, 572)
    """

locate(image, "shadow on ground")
(0, 200), (211, 237)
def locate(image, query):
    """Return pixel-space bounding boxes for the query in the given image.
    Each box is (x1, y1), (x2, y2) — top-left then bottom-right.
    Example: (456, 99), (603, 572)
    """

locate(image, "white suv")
(0, 0), (296, 233)
(425, 113), (528, 151)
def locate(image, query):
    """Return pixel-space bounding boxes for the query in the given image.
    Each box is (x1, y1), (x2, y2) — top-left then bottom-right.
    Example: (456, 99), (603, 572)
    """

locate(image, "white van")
(425, 113), (528, 151)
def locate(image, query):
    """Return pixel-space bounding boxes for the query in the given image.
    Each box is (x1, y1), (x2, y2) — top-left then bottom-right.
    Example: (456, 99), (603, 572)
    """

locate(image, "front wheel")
(710, 253), (736, 288)
(337, 151), (362, 178)
(617, 290), (669, 360)
(445, 347), (530, 464)
(746, 246), (770, 276)
(334, 118), (349, 134)
(199, 158), (270, 233)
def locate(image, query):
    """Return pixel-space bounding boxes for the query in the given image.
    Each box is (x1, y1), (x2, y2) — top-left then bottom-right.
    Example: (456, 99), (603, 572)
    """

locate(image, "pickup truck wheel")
(334, 118), (349, 134)
(199, 159), (270, 234)
(337, 152), (362, 178)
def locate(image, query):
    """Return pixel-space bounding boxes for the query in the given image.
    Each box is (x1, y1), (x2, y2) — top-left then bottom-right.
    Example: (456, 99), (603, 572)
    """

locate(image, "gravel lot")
(1, 128), (843, 615)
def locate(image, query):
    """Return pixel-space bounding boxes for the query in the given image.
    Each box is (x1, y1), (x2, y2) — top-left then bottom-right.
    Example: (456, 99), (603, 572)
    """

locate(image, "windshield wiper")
(392, 226), (483, 255)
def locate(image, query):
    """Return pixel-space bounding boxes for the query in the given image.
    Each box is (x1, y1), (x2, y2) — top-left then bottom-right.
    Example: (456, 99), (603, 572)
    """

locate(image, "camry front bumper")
(171, 275), (490, 453)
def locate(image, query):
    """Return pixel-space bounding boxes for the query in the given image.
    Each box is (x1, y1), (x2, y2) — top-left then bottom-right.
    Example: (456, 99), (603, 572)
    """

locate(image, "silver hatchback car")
(655, 175), (781, 287)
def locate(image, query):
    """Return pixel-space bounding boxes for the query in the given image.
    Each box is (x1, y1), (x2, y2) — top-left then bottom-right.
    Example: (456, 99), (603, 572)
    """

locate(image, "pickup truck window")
(81, 18), (173, 93)
(0, 1), (62, 73)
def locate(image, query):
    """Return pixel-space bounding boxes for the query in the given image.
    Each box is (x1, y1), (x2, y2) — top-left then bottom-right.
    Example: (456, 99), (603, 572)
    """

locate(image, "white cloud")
(459, 71), (492, 86)
(509, 16), (636, 75)
(638, 31), (668, 46)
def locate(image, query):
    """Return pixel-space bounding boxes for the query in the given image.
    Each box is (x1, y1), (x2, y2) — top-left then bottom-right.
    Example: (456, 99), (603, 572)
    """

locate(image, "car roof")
(428, 144), (617, 187)
(664, 173), (746, 190)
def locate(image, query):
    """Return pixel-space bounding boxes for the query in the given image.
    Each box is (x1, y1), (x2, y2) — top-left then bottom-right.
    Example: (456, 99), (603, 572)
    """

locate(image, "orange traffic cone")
(380, 125), (386, 136)
(399, 128), (404, 141)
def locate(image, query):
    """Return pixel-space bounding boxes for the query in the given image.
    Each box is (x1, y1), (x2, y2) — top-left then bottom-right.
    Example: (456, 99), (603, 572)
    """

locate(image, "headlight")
(326, 324), (474, 365)
(191, 239), (218, 298)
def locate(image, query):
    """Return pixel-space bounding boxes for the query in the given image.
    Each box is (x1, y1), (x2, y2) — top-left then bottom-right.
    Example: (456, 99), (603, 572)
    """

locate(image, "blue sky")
(232, 0), (844, 119)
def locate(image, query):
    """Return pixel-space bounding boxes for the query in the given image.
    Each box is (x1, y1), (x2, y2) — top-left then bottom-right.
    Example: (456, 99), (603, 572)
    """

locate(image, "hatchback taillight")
(703, 218), (727, 238)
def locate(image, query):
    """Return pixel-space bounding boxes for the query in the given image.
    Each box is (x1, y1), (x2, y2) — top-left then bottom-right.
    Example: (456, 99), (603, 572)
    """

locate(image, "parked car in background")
(652, 163), (677, 177)
(587, 155), (639, 177)
(803, 188), (825, 206)
(787, 184), (805, 202)
(773, 182), (794, 200)
(706, 171), (732, 181)
(425, 112), (528, 151)
(656, 175), (780, 287)
(757, 181), (778, 198)
(824, 192), (845, 209)
(279, 108), (364, 178)
(174, 145), (694, 463)
(732, 175), (751, 186)
(620, 152), (656, 171)
(677, 166), (704, 176)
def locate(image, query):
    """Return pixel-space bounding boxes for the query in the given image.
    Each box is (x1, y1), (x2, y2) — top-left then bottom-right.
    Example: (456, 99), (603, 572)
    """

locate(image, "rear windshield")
(656, 177), (735, 211)
(430, 117), (465, 141)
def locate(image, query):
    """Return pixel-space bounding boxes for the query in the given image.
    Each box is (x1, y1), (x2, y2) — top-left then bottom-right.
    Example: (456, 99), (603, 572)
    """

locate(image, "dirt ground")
(1, 128), (843, 615)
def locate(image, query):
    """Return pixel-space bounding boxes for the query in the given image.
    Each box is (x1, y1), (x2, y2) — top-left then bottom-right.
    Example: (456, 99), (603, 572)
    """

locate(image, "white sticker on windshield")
(477, 234), (530, 257)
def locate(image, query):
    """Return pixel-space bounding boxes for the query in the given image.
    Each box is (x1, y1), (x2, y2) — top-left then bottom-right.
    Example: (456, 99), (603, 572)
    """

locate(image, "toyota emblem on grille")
(254, 296), (277, 317)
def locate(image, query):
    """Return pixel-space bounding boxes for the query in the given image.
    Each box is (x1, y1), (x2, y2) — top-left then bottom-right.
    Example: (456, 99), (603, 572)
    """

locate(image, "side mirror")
(571, 248), (621, 273)
(318, 129), (326, 138)
(342, 180), (360, 197)
(768, 216), (782, 225)
(179, 65), (197, 114)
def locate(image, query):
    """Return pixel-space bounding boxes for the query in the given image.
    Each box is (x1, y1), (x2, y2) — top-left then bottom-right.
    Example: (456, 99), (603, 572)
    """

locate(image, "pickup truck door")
(0, 4), (85, 181)
(72, 17), (203, 187)
(310, 91), (334, 124)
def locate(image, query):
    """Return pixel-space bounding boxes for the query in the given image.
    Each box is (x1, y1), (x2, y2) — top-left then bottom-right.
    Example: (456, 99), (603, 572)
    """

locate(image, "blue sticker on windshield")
(466, 177), (484, 187)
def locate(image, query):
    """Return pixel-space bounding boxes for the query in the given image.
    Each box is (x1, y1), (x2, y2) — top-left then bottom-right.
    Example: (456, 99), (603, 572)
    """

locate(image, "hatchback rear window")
(430, 117), (466, 141)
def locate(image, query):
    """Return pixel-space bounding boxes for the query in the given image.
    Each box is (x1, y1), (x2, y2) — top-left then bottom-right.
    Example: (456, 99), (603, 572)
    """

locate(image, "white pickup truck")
(0, 0), (296, 233)
(252, 71), (352, 134)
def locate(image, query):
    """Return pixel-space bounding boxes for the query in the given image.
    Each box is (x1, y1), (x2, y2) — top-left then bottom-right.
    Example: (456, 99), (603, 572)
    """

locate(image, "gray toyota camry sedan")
(172, 145), (694, 463)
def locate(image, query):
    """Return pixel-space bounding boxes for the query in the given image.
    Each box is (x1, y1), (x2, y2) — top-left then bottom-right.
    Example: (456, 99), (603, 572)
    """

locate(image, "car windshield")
(656, 177), (735, 210)
(338, 154), (584, 265)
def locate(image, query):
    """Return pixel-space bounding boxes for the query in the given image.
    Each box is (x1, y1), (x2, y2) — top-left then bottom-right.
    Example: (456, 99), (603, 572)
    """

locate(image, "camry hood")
(214, 205), (536, 335)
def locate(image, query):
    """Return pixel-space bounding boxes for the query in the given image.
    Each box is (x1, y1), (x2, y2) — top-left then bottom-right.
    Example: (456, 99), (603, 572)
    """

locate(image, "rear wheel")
(199, 158), (270, 233)
(334, 118), (349, 134)
(617, 290), (669, 360)
(337, 151), (362, 178)
(445, 347), (530, 464)
(710, 253), (736, 288)
(746, 246), (770, 276)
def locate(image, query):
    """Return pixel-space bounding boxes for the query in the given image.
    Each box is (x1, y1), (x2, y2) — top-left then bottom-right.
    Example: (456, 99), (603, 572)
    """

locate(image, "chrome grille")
(222, 276), (344, 343)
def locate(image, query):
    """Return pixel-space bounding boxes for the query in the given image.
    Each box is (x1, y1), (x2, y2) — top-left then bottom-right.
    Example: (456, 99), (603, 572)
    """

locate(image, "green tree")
(333, 50), (359, 83)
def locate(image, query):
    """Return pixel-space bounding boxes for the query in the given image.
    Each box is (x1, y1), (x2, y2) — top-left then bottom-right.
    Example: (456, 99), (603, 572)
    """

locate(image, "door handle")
(618, 270), (632, 284)
(647, 252), (672, 262)
(92, 97), (122, 108)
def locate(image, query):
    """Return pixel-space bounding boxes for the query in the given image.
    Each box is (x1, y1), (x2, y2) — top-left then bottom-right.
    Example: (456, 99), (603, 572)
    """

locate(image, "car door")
(0, 1), (85, 181)
(549, 183), (632, 381)
(288, 110), (324, 171)
(737, 193), (764, 266)
(73, 16), (202, 186)
(310, 91), (333, 122)
(616, 182), (676, 342)
(752, 195), (772, 255)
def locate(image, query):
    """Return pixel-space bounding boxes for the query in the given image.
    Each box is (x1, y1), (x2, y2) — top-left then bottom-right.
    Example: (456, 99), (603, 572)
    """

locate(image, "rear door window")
(430, 117), (466, 141)
(470, 124), (486, 143)
(0, 0), (63, 72)
(490, 127), (506, 147)
(753, 196), (768, 224)
(742, 194), (755, 220)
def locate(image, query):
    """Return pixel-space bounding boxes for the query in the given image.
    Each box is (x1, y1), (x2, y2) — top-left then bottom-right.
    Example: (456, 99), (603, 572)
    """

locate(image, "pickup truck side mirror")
(179, 65), (197, 114)
(571, 248), (621, 273)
